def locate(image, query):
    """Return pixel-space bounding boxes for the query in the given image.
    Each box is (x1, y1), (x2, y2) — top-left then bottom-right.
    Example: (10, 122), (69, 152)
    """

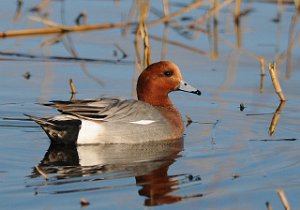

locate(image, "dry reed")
(235, 0), (241, 18)
(268, 101), (285, 136)
(0, 21), (133, 38)
(69, 79), (76, 94)
(142, 22), (152, 67)
(35, 165), (48, 180)
(148, 34), (207, 55)
(235, 0), (242, 48)
(260, 58), (265, 76)
(277, 189), (291, 210)
(1, 1), (205, 39)
(29, 16), (65, 28)
(265, 201), (273, 210)
(135, 0), (151, 68)
(163, 0), (169, 17)
(188, 0), (233, 28)
(268, 62), (286, 101)
(211, 0), (220, 59)
(14, 0), (23, 22)
(148, 1), (205, 27)
(30, 0), (49, 12)
(286, 9), (299, 79)
(294, 0), (300, 10)
(259, 58), (265, 93)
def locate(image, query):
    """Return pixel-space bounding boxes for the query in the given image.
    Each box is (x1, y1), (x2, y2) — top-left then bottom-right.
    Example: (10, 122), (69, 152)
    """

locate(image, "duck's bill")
(178, 80), (201, 96)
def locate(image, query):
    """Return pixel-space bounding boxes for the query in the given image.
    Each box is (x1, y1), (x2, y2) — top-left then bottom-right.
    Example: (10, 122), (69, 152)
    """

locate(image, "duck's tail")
(25, 114), (81, 145)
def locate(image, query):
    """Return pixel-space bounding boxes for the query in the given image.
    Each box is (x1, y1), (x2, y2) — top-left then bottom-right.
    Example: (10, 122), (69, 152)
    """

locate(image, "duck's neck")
(138, 93), (173, 107)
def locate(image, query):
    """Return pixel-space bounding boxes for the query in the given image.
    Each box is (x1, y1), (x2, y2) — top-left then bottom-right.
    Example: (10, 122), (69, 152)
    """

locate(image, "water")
(0, 0), (300, 209)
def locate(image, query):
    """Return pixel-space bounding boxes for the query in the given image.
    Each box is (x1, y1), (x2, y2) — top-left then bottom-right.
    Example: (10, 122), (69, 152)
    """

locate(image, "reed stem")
(277, 189), (291, 210)
(268, 62), (286, 101)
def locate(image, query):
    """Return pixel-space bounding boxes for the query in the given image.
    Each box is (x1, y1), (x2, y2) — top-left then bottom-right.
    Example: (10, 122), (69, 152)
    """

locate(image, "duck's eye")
(164, 71), (173, 77)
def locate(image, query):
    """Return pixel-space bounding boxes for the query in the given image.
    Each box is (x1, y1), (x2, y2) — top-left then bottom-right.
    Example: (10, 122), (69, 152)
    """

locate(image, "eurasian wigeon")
(28, 61), (201, 145)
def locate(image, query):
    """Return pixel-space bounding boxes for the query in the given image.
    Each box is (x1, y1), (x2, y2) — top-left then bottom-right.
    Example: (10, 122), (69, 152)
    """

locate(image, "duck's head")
(137, 61), (201, 106)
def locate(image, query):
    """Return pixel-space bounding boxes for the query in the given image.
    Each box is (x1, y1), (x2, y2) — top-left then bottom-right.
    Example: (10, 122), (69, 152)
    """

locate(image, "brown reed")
(294, 0), (300, 10)
(268, 101), (285, 136)
(235, 0), (242, 48)
(268, 62), (286, 101)
(148, 1), (205, 27)
(212, 0), (220, 59)
(135, 0), (151, 68)
(259, 58), (265, 93)
(277, 189), (291, 210)
(35, 165), (48, 180)
(188, 0), (233, 28)
(148, 34), (207, 55)
(0, 21), (133, 38)
(265, 201), (273, 210)
(30, 0), (49, 12)
(69, 79), (76, 94)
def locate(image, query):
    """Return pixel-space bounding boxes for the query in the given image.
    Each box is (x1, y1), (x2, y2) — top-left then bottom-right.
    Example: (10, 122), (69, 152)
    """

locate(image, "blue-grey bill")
(178, 80), (201, 95)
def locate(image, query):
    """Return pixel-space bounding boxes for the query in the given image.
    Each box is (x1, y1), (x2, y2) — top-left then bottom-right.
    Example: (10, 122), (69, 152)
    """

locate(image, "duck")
(27, 61), (201, 145)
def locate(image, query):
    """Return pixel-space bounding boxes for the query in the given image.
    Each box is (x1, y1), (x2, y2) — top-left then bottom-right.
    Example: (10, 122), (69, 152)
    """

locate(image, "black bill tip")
(193, 89), (202, 96)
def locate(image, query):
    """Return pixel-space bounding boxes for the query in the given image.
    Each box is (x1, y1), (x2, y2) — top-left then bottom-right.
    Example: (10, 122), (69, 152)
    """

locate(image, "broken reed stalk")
(235, 0), (241, 18)
(142, 22), (152, 67)
(148, 34), (207, 55)
(260, 58), (265, 76)
(69, 79), (76, 94)
(286, 10), (299, 79)
(136, 0), (151, 68)
(294, 0), (300, 10)
(0, 21), (134, 38)
(122, 0), (136, 36)
(148, 0), (205, 27)
(188, 0), (233, 28)
(265, 202), (273, 210)
(162, 0), (169, 17)
(268, 62), (286, 101)
(212, 0), (220, 60)
(259, 58), (265, 93)
(14, 0), (23, 22)
(277, 0), (283, 21)
(30, 0), (49, 12)
(268, 101), (285, 136)
(235, 0), (242, 48)
(2, 1), (205, 39)
(134, 31), (142, 66)
(35, 165), (48, 180)
(160, 26), (169, 60)
(29, 16), (64, 28)
(277, 189), (291, 210)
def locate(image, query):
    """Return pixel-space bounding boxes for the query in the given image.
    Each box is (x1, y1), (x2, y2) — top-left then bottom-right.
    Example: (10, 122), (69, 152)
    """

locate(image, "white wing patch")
(129, 120), (156, 125)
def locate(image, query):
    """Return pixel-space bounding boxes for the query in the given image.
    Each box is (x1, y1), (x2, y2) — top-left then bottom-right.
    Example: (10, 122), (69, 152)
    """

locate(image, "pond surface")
(1, 0), (300, 209)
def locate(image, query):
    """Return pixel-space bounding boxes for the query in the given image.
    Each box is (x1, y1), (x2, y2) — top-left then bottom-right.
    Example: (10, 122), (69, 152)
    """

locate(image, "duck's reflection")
(32, 139), (184, 206)
(136, 164), (182, 206)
